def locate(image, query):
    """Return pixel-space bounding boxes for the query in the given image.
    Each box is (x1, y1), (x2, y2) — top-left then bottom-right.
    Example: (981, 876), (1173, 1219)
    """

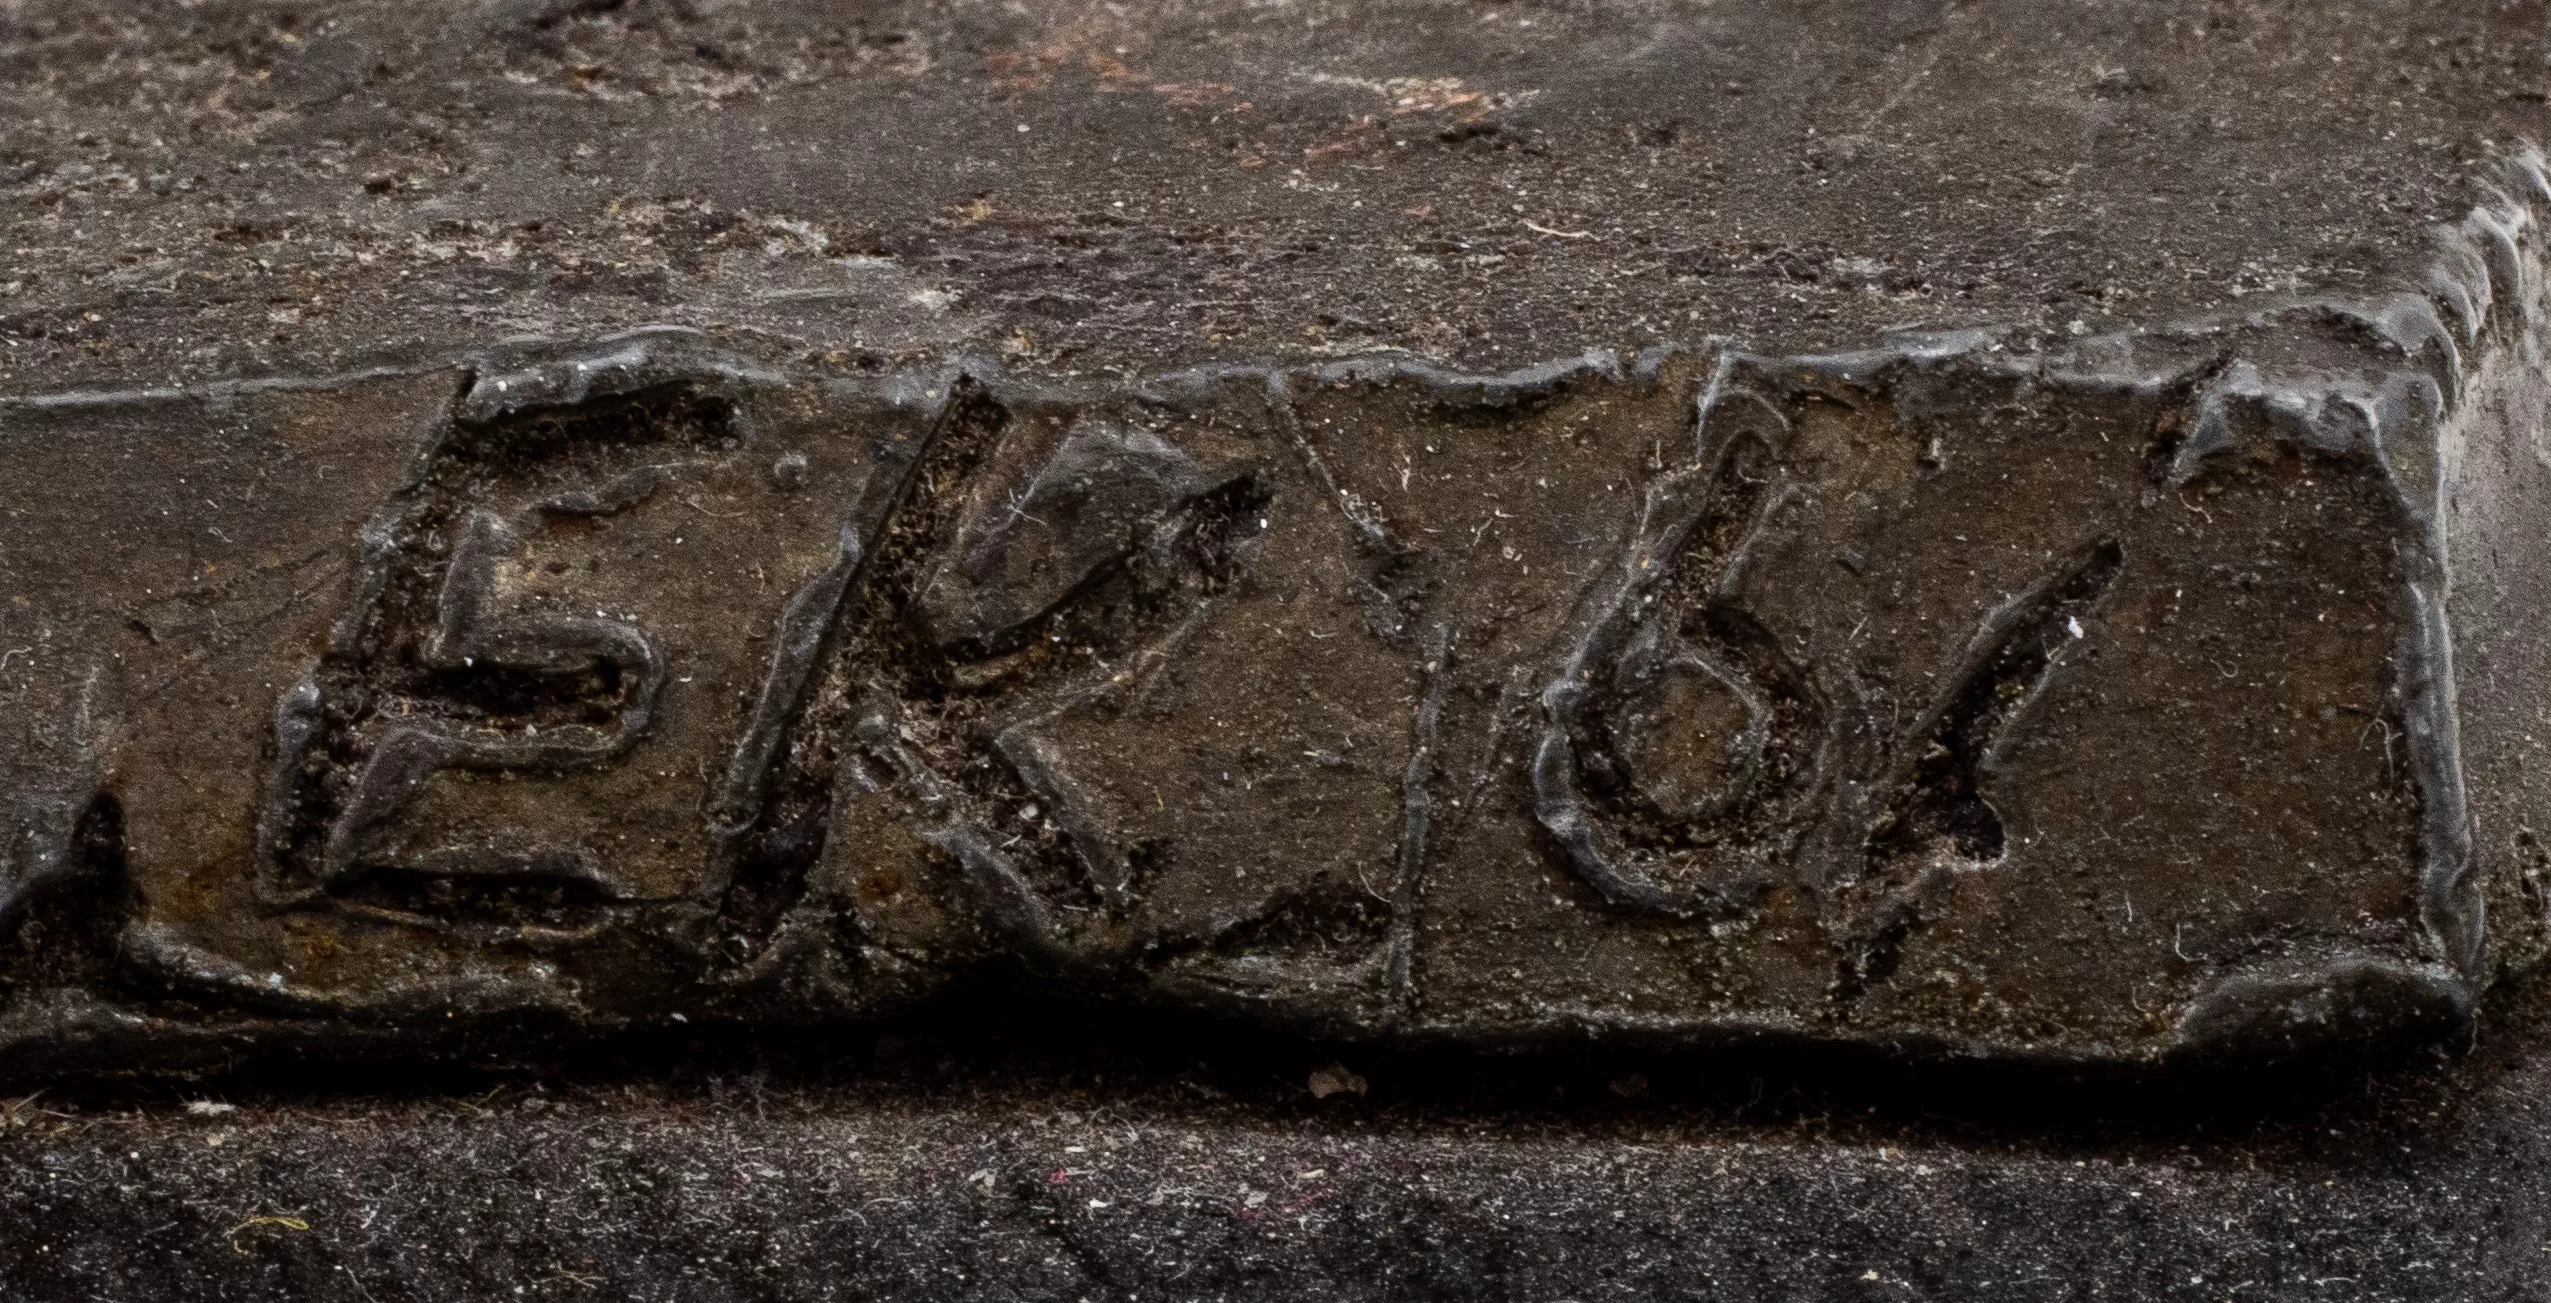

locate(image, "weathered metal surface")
(22, 0), (2551, 1299)
(11, 159), (2551, 1065)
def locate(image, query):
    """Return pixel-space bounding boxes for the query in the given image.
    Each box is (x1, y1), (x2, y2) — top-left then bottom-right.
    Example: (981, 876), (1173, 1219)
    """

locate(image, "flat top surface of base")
(0, 0), (2544, 387)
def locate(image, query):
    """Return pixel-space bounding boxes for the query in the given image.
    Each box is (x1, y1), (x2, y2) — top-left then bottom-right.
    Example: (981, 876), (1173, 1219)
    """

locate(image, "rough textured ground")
(5, 980), (2551, 1302)
(12, 0), (2551, 1298)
